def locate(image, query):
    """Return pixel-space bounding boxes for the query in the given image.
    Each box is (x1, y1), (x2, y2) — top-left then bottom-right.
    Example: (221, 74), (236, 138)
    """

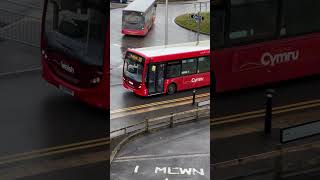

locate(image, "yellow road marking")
(4, 98), (318, 166)
(0, 138), (109, 165)
(0, 94), (211, 165)
(0, 151), (108, 180)
(111, 99), (206, 119)
(0, 137), (108, 161)
(214, 140), (320, 168)
(111, 93), (210, 114)
(110, 93), (208, 119)
(0, 141), (108, 165)
(212, 99), (320, 125)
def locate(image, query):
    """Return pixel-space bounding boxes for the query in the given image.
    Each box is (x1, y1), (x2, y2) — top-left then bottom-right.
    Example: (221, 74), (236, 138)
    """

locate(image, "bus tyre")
(167, 84), (176, 95)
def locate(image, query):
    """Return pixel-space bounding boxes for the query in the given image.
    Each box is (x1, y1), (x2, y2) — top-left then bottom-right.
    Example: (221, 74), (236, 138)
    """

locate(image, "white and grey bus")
(122, 0), (157, 36)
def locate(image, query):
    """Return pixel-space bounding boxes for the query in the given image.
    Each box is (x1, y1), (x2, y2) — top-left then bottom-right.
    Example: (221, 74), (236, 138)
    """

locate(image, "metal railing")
(110, 104), (210, 139)
(110, 100), (210, 163)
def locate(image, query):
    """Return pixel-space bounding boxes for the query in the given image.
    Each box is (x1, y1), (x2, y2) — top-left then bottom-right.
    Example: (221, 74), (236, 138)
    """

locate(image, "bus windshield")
(124, 52), (144, 83)
(122, 11), (144, 30)
(45, 0), (106, 66)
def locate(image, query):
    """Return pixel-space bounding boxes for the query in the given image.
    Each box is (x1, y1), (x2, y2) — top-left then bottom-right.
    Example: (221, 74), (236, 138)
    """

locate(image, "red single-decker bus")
(211, 0), (320, 93)
(123, 40), (210, 96)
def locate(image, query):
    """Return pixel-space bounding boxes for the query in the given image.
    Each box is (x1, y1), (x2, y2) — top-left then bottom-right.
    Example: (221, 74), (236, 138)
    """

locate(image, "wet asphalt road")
(211, 74), (320, 159)
(0, 69), (107, 156)
(111, 119), (210, 180)
(110, 5), (212, 173)
(211, 76), (320, 180)
(0, 1), (108, 179)
(212, 75), (320, 118)
(0, 42), (107, 179)
(0, 1), (210, 179)
(110, 3), (210, 109)
(110, 3), (210, 134)
(20, 162), (107, 180)
(3, 0), (320, 179)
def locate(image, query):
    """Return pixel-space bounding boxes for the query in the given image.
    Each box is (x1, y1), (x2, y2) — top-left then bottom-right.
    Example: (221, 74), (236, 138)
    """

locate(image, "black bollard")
(192, 89), (196, 105)
(265, 89), (275, 134)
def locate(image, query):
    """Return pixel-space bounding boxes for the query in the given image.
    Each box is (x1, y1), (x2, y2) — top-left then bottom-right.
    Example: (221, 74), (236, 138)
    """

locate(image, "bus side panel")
(212, 50), (234, 92)
(214, 33), (320, 92)
(196, 72), (210, 88)
(164, 73), (210, 92)
(182, 76), (193, 90)
(182, 73), (210, 90)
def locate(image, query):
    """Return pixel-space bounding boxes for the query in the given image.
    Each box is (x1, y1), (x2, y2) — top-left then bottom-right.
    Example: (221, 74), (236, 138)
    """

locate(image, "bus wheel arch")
(167, 83), (177, 95)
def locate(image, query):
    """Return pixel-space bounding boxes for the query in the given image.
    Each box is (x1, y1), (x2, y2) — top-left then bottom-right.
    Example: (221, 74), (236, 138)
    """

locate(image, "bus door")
(148, 63), (165, 95)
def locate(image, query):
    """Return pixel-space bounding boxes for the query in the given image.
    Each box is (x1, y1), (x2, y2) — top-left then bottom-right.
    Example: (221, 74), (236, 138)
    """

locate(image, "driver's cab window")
(57, 1), (90, 39)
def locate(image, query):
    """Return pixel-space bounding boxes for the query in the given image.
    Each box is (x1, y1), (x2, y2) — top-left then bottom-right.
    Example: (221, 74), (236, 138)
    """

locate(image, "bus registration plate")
(59, 85), (74, 96)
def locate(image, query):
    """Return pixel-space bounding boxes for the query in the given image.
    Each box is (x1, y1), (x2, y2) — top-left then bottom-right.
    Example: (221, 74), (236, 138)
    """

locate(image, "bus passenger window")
(229, 0), (278, 45)
(197, 56), (210, 73)
(166, 61), (181, 78)
(181, 59), (197, 75)
(229, 30), (248, 39)
(281, 0), (320, 36)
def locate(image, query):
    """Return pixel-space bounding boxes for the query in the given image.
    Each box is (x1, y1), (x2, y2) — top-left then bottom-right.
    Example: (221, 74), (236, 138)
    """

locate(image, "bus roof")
(123, 0), (156, 13)
(129, 40), (210, 58)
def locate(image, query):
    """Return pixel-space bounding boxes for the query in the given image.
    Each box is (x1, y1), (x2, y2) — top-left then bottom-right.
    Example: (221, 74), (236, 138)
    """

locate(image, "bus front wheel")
(167, 83), (176, 95)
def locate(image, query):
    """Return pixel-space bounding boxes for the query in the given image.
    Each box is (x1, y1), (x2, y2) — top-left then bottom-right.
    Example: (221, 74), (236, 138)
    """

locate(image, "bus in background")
(123, 40), (210, 96)
(122, 0), (156, 36)
(41, 0), (109, 110)
(211, 0), (320, 93)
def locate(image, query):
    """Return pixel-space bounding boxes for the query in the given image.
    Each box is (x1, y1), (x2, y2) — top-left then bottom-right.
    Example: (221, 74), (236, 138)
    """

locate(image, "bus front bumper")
(122, 29), (147, 36)
(42, 59), (108, 110)
(123, 80), (148, 96)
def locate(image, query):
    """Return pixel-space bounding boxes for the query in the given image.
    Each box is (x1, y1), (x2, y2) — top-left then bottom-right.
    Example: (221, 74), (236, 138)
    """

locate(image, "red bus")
(211, 0), (320, 93)
(122, 0), (156, 36)
(41, 0), (109, 110)
(123, 41), (210, 96)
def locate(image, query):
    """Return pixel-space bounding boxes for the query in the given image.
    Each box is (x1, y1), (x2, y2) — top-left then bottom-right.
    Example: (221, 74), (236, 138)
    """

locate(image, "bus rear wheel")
(167, 83), (176, 95)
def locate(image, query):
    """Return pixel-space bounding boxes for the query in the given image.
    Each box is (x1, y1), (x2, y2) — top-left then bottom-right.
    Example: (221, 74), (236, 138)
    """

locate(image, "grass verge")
(174, 12), (210, 35)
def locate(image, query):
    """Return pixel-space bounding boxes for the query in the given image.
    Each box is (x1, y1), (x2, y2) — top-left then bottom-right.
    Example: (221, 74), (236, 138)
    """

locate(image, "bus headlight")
(42, 50), (48, 59)
(138, 85), (142, 89)
(90, 77), (101, 84)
